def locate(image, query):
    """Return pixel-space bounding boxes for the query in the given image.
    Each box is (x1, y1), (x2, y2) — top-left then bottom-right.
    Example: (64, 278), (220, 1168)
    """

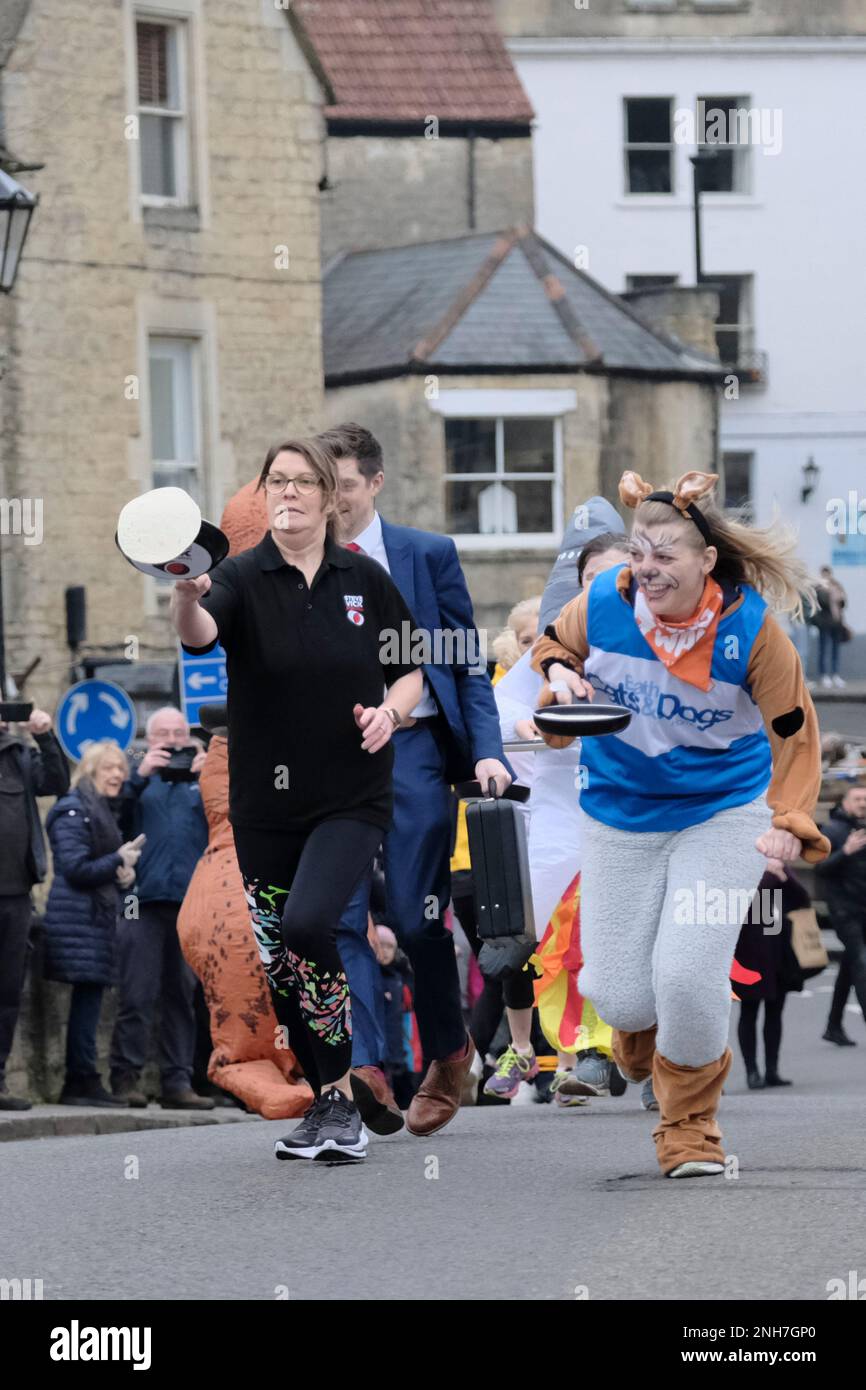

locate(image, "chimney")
(620, 285), (721, 360)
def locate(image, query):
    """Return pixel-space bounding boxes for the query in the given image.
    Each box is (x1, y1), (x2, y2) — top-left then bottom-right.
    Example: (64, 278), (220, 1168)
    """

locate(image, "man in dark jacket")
(0, 708), (70, 1109)
(815, 785), (866, 1045)
(109, 707), (212, 1109)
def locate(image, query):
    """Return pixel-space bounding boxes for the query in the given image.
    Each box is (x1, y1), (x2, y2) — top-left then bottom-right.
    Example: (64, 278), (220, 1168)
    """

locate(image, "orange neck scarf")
(633, 575), (724, 691)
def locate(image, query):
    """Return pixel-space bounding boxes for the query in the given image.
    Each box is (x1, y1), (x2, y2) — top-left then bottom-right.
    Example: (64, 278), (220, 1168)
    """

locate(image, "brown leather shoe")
(406, 1038), (475, 1137)
(350, 1066), (404, 1136)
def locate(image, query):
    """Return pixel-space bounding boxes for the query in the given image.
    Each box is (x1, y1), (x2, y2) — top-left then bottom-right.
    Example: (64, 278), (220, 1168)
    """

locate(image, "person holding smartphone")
(109, 707), (213, 1110)
(171, 436), (424, 1163)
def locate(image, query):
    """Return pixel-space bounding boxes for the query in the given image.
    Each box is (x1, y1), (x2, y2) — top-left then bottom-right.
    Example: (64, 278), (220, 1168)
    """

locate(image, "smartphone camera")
(158, 745), (198, 782)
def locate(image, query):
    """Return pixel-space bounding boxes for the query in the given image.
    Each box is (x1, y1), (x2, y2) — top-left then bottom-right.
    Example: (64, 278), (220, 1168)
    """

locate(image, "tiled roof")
(323, 229), (722, 384)
(290, 0), (533, 125)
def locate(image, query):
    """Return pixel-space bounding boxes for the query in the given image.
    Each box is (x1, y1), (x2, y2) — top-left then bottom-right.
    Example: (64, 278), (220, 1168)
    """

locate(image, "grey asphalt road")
(1, 980), (863, 1302)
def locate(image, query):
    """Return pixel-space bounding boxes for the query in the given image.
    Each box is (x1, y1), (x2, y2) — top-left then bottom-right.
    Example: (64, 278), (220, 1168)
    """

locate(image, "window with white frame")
(705, 274), (753, 366)
(624, 98), (674, 195)
(722, 452), (754, 521)
(444, 418), (559, 540)
(136, 17), (190, 204)
(148, 337), (202, 503)
(697, 95), (751, 194)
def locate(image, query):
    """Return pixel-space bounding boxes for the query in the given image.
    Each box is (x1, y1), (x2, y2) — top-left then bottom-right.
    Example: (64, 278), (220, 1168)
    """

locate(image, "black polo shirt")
(182, 532), (421, 833)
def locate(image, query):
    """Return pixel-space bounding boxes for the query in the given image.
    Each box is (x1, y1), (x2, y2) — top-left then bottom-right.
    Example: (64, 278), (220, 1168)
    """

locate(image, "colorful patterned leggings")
(232, 818), (382, 1091)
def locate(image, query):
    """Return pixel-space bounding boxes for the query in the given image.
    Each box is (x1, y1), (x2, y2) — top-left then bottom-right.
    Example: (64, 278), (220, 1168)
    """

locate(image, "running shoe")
(640, 1077), (659, 1111)
(549, 1069), (588, 1108)
(483, 1045), (539, 1100)
(274, 1089), (368, 1162)
(556, 1049), (612, 1097)
(667, 1161), (724, 1179)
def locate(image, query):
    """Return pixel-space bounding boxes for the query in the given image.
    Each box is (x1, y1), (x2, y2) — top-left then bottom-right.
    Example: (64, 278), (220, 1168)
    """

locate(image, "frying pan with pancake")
(116, 487), (229, 581)
(533, 698), (631, 738)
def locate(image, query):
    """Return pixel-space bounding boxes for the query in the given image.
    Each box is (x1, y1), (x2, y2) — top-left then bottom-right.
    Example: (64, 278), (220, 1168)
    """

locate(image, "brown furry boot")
(651, 1048), (732, 1176)
(612, 1026), (657, 1083)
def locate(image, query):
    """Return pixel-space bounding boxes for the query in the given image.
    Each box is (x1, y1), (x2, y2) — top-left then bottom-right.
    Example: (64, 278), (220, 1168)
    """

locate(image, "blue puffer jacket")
(42, 789), (124, 985)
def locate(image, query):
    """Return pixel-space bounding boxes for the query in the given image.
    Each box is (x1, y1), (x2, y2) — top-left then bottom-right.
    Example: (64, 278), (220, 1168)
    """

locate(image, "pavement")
(0, 1101), (256, 1143)
(1, 975), (863, 1301)
(810, 681), (866, 702)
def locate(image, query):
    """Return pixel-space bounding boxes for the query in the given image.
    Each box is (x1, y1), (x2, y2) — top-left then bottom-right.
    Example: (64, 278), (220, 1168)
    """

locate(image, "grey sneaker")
(557, 1048), (612, 1097)
(274, 1096), (328, 1160)
(275, 1088), (368, 1163)
(640, 1077), (659, 1111)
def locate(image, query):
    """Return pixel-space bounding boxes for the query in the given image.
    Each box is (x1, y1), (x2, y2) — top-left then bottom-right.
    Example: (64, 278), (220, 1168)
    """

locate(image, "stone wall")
(493, 0), (866, 40)
(0, 0), (325, 714)
(321, 133), (535, 262)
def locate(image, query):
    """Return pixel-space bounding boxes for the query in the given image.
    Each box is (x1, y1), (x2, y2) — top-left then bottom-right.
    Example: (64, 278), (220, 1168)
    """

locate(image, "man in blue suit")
(320, 424), (511, 1139)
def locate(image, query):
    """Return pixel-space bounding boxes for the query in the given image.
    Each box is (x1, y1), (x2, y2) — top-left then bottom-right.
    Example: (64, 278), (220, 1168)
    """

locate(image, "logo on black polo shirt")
(344, 594), (365, 626)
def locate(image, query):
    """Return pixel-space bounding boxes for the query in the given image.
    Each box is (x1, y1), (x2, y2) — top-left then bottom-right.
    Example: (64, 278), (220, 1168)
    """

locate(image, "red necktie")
(345, 542), (364, 553)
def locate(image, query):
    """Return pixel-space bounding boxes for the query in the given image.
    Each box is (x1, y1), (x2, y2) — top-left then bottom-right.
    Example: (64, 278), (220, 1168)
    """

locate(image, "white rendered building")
(506, 28), (866, 631)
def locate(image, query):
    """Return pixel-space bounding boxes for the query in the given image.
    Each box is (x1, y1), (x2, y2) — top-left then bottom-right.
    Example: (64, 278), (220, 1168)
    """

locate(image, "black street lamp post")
(0, 167), (38, 702)
(689, 148), (719, 285)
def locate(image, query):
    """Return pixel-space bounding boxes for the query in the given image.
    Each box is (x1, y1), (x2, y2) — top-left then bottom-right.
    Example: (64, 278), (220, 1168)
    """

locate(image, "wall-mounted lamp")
(800, 456), (820, 504)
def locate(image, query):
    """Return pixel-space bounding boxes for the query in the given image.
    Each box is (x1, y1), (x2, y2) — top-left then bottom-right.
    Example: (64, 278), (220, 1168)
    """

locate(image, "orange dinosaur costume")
(176, 479), (312, 1119)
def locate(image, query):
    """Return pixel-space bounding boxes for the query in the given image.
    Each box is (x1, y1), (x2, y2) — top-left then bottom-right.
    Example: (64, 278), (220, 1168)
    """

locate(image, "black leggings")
(737, 996), (785, 1074)
(233, 818), (382, 1092)
(452, 886), (535, 1059)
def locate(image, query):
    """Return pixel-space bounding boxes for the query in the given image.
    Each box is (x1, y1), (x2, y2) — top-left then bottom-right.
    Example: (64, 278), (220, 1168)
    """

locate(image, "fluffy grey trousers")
(577, 796), (771, 1067)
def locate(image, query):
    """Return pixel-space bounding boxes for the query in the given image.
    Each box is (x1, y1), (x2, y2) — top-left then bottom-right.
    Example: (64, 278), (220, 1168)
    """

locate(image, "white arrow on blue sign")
(55, 679), (137, 762)
(178, 640), (228, 727)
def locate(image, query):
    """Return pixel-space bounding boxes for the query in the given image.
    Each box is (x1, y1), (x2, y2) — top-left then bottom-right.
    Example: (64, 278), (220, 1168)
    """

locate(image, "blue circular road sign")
(55, 679), (137, 762)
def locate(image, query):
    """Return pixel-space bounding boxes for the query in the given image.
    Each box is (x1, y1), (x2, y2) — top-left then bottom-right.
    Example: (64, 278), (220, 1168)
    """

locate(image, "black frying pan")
(533, 698), (631, 738)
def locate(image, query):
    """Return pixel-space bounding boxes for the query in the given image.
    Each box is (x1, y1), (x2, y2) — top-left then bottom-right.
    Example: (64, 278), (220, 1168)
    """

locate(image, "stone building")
(323, 227), (723, 634)
(0, 0), (326, 713)
(288, 0), (535, 263)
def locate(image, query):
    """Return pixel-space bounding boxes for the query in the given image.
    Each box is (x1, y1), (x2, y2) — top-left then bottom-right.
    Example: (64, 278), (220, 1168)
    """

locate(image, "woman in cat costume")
(532, 470), (829, 1177)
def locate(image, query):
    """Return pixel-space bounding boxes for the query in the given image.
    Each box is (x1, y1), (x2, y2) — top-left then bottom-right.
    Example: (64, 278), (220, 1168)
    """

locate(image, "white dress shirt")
(350, 512), (438, 719)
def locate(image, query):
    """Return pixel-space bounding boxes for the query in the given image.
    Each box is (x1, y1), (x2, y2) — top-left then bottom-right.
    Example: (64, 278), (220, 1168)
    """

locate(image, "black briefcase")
(465, 780), (535, 943)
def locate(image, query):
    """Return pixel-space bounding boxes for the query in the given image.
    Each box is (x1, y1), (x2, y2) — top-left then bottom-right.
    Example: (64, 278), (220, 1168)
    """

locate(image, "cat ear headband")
(618, 470), (719, 545)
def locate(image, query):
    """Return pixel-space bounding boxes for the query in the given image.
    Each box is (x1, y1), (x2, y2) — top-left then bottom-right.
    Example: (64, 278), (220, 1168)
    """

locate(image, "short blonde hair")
(71, 739), (129, 788)
(507, 595), (541, 633)
(492, 595), (543, 671)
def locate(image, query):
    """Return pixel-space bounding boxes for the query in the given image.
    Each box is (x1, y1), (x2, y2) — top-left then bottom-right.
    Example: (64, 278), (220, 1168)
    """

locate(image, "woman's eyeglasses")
(264, 473), (322, 496)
